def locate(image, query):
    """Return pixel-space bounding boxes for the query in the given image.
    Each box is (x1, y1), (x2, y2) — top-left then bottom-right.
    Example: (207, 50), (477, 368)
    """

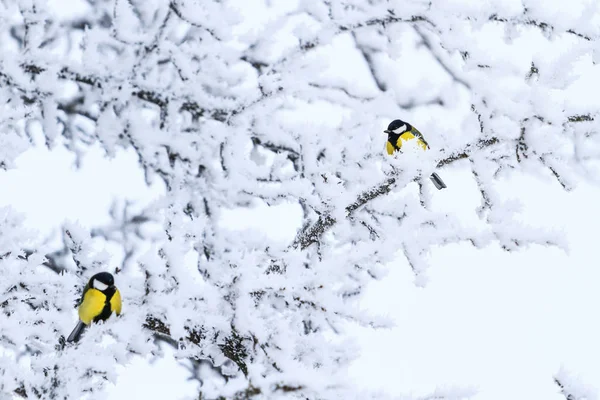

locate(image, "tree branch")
(489, 13), (594, 41)
(143, 316), (249, 376)
(292, 173), (399, 250)
(5, 64), (229, 122)
(554, 377), (577, 400)
(293, 134), (503, 251)
(414, 26), (471, 89)
(352, 32), (387, 92)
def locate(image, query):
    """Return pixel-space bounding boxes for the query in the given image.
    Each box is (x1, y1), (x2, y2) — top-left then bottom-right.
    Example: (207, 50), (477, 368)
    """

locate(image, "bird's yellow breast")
(387, 132), (428, 154)
(78, 289), (106, 325)
(78, 288), (122, 325)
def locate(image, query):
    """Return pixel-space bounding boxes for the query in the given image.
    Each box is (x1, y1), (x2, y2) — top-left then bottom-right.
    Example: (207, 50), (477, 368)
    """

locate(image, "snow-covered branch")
(1, 0), (599, 398)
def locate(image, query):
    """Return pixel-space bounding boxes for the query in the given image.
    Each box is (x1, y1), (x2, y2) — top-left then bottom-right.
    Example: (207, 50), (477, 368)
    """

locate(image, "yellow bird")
(67, 272), (122, 343)
(384, 119), (447, 190)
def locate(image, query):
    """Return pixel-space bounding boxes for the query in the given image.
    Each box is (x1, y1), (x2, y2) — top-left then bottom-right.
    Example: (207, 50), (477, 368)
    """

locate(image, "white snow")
(1, 0), (600, 398)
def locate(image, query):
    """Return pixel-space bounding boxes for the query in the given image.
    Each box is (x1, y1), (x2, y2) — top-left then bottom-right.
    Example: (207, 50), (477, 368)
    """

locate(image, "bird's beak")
(383, 130), (391, 134)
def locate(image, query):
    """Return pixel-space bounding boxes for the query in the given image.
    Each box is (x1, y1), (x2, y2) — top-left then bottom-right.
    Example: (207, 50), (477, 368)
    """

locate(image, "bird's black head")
(89, 272), (115, 292)
(384, 119), (409, 134)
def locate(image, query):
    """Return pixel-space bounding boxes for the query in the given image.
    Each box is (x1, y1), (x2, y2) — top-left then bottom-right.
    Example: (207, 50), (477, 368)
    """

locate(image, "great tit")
(66, 272), (122, 343)
(384, 119), (447, 190)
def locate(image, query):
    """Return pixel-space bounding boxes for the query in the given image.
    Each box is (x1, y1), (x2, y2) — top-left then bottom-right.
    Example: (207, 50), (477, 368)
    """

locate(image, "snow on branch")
(554, 368), (598, 400)
(1, 0), (599, 398)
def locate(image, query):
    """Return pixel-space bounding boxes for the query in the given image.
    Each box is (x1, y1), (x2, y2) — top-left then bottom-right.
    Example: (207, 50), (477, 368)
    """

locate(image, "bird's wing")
(78, 289), (106, 325)
(410, 127), (430, 149)
(111, 289), (122, 315)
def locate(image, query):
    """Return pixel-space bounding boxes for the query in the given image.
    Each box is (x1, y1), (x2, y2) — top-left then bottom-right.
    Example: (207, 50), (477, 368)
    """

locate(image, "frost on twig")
(0, 0), (599, 398)
(554, 367), (598, 400)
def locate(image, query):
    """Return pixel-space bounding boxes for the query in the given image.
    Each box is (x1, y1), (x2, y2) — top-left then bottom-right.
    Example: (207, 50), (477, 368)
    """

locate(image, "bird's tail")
(430, 172), (447, 190)
(66, 321), (87, 343)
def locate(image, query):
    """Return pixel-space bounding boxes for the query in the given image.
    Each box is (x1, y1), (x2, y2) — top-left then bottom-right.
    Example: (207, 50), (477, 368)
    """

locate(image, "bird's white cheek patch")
(93, 281), (109, 291)
(392, 125), (407, 133)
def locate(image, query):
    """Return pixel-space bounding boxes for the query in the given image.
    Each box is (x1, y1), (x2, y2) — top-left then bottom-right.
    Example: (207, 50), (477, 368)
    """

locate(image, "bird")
(66, 272), (122, 343)
(384, 119), (447, 190)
